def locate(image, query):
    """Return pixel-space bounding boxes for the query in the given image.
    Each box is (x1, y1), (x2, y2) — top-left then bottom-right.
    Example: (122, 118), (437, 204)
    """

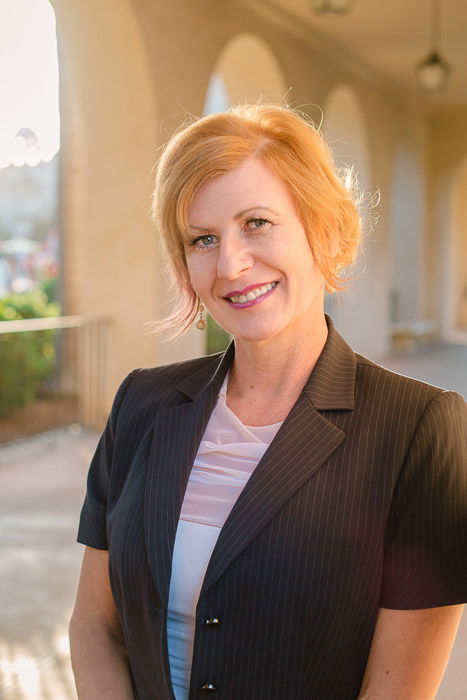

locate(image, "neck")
(227, 314), (328, 425)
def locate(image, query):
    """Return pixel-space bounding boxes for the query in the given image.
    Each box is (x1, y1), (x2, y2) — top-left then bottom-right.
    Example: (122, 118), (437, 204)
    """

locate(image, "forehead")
(187, 158), (293, 223)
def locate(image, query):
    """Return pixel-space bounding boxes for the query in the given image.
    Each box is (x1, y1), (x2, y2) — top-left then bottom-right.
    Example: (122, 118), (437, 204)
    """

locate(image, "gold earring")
(195, 301), (207, 330)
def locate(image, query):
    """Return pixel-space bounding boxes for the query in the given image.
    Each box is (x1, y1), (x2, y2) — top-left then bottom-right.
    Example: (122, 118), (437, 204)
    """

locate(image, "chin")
(229, 322), (284, 345)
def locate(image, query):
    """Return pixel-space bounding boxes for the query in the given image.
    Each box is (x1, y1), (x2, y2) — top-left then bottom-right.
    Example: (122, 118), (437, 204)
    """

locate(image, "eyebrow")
(234, 206), (278, 219)
(189, 206), (278, 231)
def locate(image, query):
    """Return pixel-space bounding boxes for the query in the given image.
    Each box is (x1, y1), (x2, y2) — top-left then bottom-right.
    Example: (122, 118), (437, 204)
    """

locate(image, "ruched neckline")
(179, 372), (283, 527)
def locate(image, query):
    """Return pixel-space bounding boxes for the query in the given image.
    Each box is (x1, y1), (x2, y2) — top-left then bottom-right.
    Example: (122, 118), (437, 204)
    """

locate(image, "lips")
(224, 281), (278, 307)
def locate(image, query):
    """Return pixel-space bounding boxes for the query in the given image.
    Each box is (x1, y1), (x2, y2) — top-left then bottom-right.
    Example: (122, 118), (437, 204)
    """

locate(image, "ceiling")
(268, 0), (467, 110)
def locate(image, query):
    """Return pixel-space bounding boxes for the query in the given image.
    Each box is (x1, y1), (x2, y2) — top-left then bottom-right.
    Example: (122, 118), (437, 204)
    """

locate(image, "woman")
(70, 104), (467, 699)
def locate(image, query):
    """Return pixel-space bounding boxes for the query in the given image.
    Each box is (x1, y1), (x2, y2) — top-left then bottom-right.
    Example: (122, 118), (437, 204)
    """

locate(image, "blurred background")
(0, 0), (466, 697)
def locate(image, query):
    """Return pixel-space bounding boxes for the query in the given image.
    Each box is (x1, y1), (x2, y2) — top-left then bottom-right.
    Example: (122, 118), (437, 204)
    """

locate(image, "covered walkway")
(0, 344), (466, 699)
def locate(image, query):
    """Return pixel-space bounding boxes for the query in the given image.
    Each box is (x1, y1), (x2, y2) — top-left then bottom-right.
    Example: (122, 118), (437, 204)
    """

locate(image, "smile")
(224, 281), (278, 308)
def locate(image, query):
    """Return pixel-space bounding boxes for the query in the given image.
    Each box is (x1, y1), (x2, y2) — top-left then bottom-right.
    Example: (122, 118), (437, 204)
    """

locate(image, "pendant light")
(312, 0), (355, 15)
(415, 0), (451, 92)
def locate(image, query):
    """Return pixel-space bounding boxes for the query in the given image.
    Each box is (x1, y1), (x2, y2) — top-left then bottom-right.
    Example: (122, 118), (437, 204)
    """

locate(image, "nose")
(216, 232), (253, 280)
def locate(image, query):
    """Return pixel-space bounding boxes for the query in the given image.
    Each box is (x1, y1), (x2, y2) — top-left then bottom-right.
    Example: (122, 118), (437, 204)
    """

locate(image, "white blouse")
(167, 375), (282, 699)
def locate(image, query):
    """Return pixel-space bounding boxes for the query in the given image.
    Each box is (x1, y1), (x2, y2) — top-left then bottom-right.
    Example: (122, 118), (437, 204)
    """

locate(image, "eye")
(245, 218), (271, 231)
(188, 233), (217, 249)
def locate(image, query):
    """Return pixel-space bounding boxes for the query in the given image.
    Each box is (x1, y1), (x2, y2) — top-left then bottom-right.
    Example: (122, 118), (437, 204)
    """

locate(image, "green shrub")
(206, 314), (231, 355)
(41, 275), (60, 304)
(0, 290), (60, 416)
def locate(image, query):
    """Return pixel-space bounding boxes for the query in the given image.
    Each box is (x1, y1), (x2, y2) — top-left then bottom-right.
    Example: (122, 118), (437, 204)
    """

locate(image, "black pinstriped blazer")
(78, 318), (467, 699)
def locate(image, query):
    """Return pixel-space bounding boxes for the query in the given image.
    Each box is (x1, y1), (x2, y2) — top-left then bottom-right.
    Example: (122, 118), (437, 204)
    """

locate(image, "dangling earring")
(195, 301), (207, 330)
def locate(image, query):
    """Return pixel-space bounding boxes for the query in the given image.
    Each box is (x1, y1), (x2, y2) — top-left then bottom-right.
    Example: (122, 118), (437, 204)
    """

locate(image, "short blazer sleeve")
(381, 390), (467, 609)
(77, 369), (139, 550)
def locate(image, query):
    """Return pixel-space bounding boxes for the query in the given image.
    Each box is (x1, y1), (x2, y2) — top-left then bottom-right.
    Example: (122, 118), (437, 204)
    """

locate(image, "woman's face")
(184, 157), (326, 347)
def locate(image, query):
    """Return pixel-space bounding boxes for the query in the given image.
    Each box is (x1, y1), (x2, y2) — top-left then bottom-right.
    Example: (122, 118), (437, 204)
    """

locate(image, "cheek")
(185, 256), (199, 284)
(185, 258), (210, 296)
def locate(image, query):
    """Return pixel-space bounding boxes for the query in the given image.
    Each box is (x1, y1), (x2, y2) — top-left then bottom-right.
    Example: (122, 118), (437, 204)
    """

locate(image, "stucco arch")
(444, 158), (467, 342)
(205, 32), (288, 111)
(389, 140), (426, 326)
(323, 84), (388, 358)
(50, 0), (159, 409)
(324, 84), (371, 188)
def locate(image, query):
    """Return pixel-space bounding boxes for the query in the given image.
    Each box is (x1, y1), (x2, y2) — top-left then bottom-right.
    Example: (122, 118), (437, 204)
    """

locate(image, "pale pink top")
(167, 374), (282, 699)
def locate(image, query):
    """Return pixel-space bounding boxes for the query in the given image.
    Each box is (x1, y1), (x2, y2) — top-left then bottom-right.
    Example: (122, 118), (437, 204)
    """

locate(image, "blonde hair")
(152, 103), (362, 336)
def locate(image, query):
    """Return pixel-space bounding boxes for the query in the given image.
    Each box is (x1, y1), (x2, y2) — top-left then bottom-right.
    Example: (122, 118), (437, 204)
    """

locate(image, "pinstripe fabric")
(77, 318), (467, 699)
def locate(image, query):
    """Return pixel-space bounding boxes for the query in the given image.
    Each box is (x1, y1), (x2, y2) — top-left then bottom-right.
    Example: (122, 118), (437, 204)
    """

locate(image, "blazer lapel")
(200, 393), (345, 596)
(144, 346), (233, 605)
(200, 319), (356, 596)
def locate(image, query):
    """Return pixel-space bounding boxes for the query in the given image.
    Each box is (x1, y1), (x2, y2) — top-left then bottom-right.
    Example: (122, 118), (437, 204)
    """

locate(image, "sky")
(0, 0), (60, 168)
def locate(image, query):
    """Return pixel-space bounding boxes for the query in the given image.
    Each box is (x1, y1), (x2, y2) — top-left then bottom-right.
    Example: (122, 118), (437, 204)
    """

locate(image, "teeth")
(228, 282), (277, 303)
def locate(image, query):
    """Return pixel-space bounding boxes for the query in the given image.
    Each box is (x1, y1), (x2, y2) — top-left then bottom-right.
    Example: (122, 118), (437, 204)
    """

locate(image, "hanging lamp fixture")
(415, 0), (451, 92)
(312, 0), (355, 15)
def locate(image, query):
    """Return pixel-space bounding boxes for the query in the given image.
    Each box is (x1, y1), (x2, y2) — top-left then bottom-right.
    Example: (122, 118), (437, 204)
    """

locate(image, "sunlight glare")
(0, 0), (60, 169)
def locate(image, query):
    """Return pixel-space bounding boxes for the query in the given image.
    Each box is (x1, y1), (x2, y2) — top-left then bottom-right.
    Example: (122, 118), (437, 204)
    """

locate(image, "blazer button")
(200, 682), (217, 692)
(204, 616), (221, 626)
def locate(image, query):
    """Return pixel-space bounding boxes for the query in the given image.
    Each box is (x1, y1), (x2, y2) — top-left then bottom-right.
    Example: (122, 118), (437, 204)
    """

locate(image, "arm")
(69, 546), (134, 699)
(358, 604), (464, 699)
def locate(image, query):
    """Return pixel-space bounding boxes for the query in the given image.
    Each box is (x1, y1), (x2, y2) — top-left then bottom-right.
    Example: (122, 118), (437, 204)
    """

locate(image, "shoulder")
(108, 351), (224, 435)
(353, 352), (466, 428)
(127, 351), (223, 401)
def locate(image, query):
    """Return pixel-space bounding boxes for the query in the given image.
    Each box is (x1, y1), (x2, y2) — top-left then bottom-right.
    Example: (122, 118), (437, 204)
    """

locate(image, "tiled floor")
(0, 343), (466, 699)
(0, 428), (97, 700)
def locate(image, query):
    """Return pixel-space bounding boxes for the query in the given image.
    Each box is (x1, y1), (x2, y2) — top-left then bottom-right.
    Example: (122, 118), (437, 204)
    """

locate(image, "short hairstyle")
(152, 103), (362, 336)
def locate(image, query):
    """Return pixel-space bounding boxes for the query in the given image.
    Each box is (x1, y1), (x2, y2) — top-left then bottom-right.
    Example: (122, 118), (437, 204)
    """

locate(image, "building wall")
(51, 0), (466, 413)
(52, 0), (160, 411)
(128, 0), (434, 358)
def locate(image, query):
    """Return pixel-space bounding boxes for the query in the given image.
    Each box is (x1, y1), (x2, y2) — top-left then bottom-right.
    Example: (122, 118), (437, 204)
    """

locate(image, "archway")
(389, 140), (426, 328)
(205, 32), (288, 113)
(323, 85), (384, 357)
(446, 158), (467, 342)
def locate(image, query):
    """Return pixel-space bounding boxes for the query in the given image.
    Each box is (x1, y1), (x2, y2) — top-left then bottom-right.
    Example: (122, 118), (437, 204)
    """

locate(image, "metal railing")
(0, 315), (111, 445)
